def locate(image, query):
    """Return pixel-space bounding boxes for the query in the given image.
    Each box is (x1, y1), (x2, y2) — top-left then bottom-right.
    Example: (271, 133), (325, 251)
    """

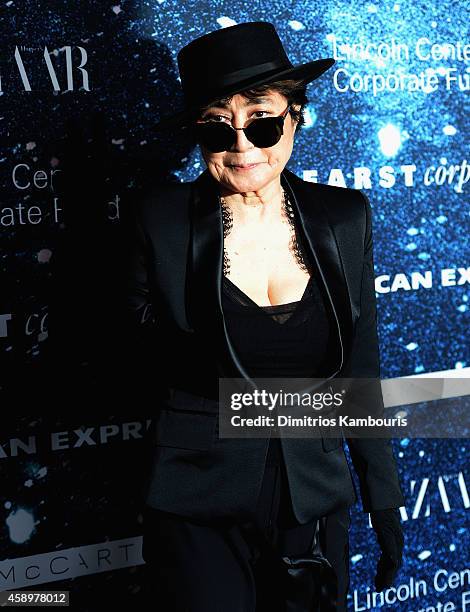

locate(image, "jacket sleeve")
(342, 190), (406, 512)
(126, 212), (157, 331)
(121, 203), (159, 381)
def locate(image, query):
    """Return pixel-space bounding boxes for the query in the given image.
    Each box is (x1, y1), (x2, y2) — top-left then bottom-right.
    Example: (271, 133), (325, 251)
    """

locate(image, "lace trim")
(219, 188), (310, 276)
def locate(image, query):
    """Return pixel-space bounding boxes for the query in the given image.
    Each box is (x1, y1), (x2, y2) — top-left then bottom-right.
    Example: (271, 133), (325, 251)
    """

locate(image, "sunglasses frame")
(193, 104), (292, 152)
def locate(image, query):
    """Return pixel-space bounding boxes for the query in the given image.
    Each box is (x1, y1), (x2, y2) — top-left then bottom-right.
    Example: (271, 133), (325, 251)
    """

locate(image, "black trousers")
(142, 453), (350, 611)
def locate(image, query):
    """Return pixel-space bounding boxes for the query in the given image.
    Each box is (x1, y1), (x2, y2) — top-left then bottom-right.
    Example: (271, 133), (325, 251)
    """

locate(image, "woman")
(126, 21), (405, 612)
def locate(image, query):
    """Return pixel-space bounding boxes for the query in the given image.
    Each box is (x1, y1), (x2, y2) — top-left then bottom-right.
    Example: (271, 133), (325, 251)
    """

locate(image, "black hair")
(192, 78), (309, 128)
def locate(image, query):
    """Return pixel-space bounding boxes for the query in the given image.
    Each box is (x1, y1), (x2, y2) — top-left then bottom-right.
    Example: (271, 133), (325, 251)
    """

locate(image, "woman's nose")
(230, 126), (254, 151)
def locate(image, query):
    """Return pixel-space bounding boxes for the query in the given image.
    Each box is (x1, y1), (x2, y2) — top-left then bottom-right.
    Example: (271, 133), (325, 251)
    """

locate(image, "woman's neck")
(218, 180), (284, 224)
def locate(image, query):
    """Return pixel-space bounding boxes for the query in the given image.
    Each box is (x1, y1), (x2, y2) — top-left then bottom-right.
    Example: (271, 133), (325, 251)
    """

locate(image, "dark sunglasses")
(192, 105), (292, 152)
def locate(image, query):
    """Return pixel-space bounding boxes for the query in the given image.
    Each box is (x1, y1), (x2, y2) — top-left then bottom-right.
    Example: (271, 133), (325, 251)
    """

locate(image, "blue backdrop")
(0, 1), (468, 610)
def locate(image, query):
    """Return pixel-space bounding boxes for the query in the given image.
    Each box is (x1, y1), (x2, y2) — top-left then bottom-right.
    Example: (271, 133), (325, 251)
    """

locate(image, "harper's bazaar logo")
(400, 471), (469, 521)
(0, 46), (90, 92)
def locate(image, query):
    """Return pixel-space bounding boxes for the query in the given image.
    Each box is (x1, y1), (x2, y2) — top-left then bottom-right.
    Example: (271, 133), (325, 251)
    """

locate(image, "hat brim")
(153, 57), (335, 132)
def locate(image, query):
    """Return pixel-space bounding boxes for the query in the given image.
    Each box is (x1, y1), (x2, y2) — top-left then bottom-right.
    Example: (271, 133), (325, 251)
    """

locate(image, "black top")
(222, 271), (331, 467)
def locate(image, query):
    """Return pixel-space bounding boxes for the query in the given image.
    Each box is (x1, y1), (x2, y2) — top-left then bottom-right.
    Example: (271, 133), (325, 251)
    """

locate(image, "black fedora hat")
(154, 21), (335, 131)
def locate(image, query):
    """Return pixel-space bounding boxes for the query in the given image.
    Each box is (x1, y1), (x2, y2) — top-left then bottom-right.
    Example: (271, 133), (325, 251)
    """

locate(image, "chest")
(223, 219), (311, 306)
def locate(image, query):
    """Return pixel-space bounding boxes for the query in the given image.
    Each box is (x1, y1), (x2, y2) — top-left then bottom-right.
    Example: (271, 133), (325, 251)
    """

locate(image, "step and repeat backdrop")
(1, 1), (468, 610)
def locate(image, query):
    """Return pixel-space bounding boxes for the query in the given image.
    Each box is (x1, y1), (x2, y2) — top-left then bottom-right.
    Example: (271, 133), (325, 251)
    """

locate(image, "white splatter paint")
(6, 509), (36, 544)
(288, 20), (306, 31)
(37, 249), (52, 263)
(217, 17), (237, 28)
(378, 124), (401, 157)
(418, 550), (431, 560)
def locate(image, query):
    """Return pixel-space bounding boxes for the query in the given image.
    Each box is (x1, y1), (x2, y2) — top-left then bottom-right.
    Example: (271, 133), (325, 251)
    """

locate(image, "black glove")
(370, 508), (404, 592)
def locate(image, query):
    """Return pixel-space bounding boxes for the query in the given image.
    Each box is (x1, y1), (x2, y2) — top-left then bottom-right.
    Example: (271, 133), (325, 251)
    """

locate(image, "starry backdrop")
(0, 1), (468, 610)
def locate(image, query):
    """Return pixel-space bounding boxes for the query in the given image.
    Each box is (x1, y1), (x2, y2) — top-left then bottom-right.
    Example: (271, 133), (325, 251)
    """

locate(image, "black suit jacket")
(125, 166), (405, 523)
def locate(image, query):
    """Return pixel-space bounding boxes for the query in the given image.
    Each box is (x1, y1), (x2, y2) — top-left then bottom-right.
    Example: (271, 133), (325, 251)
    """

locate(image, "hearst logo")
(0, 45), (90, 92)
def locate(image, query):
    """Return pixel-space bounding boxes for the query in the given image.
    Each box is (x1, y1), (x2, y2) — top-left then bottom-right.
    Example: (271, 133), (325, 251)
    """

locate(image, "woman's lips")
(229, 163), (260, 171)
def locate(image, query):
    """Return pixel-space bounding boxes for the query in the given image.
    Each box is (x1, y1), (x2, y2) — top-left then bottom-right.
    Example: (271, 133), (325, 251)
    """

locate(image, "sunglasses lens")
(246, 118), (283, 148)
(194, 123), (234, 153)
(193, 114), (285, 152)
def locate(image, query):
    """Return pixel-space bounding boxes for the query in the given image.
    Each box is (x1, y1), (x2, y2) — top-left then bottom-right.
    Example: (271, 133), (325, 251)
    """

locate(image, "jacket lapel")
(188, 167), (354, 381)
(188, 169), (250, 379)
(281, 168), (354, 377)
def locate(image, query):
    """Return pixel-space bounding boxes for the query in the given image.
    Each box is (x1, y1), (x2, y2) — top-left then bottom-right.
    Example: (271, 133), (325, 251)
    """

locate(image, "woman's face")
(198, 90), (299, 195)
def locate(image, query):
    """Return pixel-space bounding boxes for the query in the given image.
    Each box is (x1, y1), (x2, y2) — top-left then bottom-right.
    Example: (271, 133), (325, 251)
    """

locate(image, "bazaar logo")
(400, 471), (469, 521)
(0, 46), (90, 92)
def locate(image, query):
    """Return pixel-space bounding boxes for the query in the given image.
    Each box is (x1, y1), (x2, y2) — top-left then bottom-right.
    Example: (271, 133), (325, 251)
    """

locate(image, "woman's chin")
(223, 163), (273, 190)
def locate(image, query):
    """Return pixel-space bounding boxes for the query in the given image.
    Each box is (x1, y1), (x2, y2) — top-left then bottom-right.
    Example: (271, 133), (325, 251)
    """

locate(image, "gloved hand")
(370, 508), (404, 592)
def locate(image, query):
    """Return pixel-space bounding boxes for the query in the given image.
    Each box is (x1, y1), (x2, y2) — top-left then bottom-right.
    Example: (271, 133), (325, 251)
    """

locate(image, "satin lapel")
(189, 169), (253, 381)
(281, 168), (354, 377)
